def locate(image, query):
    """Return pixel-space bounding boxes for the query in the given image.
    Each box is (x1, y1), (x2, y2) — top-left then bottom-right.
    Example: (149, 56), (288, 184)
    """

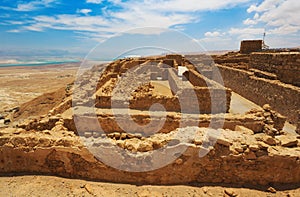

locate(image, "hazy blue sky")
(0, 0), (299, 58)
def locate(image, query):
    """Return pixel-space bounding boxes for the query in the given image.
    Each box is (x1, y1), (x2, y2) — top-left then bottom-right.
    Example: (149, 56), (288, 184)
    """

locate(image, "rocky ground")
(1, 175), (300, 197)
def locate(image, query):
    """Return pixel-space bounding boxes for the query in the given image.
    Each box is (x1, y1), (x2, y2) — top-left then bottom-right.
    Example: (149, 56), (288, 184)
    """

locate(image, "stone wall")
(217, 65), (300, 124)
(185, 69), (208, 87)
(0, 127), (299, 186)
(167, 68), (231, 114)
(240, 40), (262, 54)
(167, 68), (193, 94)
(185, 54), (214, 66)
(166, 54), (184, 66)
(20, 109), (267, 135)
(250, 52), (300, 86)
(129, 96), (180, 112)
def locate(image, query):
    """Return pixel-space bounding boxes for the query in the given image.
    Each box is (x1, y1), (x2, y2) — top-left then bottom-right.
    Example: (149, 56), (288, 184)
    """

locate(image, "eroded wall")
(217, 65), (300, 124)
(250, 52), (300, 86)
(0, 127), (299, 186)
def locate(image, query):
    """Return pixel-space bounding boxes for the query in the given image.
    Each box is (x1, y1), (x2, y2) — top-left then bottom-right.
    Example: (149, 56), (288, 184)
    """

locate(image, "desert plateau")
(1, 0), (300, 196)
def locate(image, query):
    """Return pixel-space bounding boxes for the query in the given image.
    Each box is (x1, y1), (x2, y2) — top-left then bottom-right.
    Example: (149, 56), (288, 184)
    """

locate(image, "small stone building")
(240, 40), (263, 54)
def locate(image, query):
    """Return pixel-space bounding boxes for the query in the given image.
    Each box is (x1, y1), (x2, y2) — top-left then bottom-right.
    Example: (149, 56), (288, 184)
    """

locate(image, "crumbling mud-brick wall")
(250, 52), (300, 86)
(240, 40), (262, 54)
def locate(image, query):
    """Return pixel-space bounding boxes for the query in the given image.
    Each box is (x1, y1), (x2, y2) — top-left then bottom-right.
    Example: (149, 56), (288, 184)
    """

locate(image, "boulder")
(263, 104), (271, 111)
(138, 140), (153, 152)
(276, 135), (298, 147)
(235, 125), (254, 135)
(217, 138), (232, 147)
(263, 136), (277, 146)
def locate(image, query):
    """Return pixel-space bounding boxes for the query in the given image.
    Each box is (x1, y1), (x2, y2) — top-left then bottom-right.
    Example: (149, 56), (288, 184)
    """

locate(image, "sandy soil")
(0, 175), (299, 197)
(0, 63), (78, 112)
(151, 81), (173, 96)
(229, 92), (262, 115)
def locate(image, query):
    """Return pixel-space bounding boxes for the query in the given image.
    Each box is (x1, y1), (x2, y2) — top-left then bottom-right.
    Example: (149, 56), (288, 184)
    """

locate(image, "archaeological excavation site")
(0, 42), (300, 191)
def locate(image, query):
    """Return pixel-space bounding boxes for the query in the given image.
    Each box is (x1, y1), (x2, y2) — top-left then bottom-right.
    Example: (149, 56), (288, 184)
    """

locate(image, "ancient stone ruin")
(240, 40), (263, 54)
(0, 52), (299, 187)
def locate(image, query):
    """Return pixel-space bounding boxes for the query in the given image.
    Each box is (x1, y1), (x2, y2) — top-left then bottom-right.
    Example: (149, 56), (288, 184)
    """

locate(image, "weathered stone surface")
(249, 144), (260, 151)
(244, 150), (257, 160)
(276, 135), (298, 148)
(224, 188), (238, 197)
(267, 187), (277, 193)
(217, 138), (232, 147)
(263, 136), (277, 146)
(235, 125), (254, 135)
(263, 104), (271, 112)
(138, 140), (153, 152)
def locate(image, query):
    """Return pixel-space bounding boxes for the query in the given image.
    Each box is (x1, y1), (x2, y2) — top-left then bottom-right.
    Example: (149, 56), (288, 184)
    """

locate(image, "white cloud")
(77, 9), (92, 15)
(13, 0), (57, 11)
(7, 29), (21, 33)
(2, 0), (261, 46)
(21, 11), (194, 40)
(264, 34), (300, 48)
(247, 0), (283, 13)
(204, 31), (221, 37)
(17, 0), (249, 39)
(126, 28), (171, 35)
(24, 25), (44, 32)
(229, 27), (264, 35)
(245, 0), (300, 34)
(199, 30), (235, 50)
(6, 21), (27, 25)
(87, 0), (103, 4)
(243, 18), (257, 25)
(27, 15), (109, 32)
(109, 8), (194, 29)
(199, 36), (234, 51)
(118, 0), (251, 12)
(228, 27), (265, 41)
(269, 25), (300, 35)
